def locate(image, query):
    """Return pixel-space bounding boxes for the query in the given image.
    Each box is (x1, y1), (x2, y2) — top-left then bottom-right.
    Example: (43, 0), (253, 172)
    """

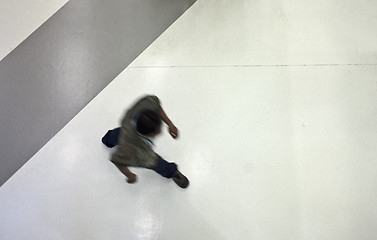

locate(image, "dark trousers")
(102, 128), (177, 178)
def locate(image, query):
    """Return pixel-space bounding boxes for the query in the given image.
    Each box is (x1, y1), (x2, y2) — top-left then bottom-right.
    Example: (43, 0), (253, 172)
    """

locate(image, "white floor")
(1, 0), (377, 239)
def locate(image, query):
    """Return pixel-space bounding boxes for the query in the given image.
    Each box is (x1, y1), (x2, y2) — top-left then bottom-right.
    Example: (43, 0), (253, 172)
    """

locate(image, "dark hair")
(136, 110), (162, 135)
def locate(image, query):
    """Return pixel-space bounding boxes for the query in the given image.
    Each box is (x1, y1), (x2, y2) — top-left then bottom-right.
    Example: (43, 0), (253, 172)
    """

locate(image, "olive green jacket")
(111, 95), (162, 168)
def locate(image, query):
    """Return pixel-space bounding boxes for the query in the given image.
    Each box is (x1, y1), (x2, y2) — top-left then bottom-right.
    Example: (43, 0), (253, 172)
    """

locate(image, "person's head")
(136, 110), (162, 137)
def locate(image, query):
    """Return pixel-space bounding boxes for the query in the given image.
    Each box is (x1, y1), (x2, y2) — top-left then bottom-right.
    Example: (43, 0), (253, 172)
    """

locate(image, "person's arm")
(158, 109), (179, 139)
(115, 164), (137, 183)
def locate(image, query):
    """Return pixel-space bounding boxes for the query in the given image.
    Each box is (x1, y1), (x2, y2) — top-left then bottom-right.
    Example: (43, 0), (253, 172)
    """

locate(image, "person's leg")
(150, 155), (189, 188)
(150, 155), (177, 178)
(102, 128), (121, 148)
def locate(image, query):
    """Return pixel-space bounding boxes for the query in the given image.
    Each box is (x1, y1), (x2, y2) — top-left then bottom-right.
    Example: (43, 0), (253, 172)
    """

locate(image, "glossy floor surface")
(1, 0), (377, 239)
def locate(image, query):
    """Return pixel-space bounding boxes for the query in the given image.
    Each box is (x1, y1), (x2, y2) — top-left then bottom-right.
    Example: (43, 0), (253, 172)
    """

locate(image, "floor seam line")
(129, 63), (377, 69)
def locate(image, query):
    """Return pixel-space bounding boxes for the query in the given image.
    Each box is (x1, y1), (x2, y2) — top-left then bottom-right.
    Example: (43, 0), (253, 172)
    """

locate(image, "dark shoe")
(101, 131), (116, 148)
(172, 170), (189, 188)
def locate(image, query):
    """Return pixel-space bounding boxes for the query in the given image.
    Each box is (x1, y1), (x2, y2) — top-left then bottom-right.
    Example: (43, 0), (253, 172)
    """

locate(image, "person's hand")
(168, 125), (179, 139)
(126, 173), (137, 184)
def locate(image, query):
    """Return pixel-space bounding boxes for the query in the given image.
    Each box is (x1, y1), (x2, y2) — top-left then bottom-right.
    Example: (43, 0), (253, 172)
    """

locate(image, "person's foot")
(172, 170), (189, 188)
